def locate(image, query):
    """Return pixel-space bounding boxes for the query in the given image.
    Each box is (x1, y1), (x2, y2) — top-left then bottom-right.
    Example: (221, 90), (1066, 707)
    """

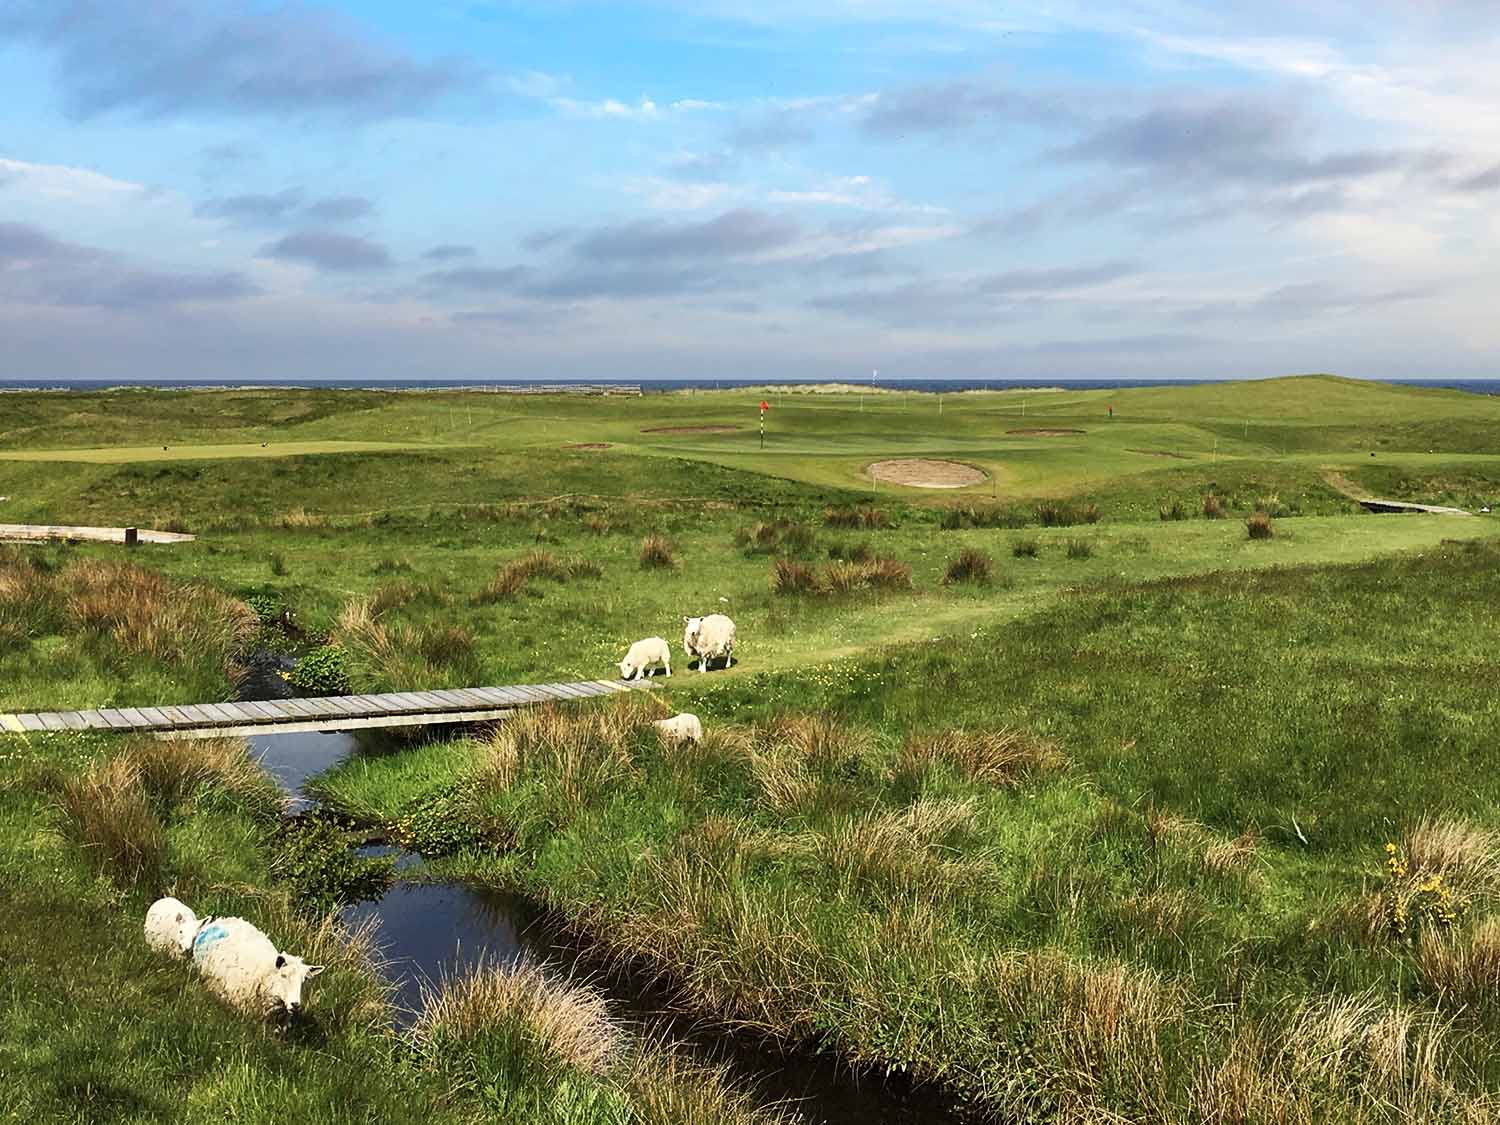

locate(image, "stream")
(250, 730), (963, 1125)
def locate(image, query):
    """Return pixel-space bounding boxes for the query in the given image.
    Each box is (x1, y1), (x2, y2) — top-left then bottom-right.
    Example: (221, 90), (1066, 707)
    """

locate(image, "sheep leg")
(664, 660), (671, 677)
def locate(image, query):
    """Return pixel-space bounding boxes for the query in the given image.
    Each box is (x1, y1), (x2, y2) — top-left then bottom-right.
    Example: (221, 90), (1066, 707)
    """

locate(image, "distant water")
(3, 377), (1498, 395)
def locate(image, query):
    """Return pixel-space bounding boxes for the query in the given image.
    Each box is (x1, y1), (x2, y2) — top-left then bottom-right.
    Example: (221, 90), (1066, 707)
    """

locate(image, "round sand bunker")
(866, 458), (987, 489)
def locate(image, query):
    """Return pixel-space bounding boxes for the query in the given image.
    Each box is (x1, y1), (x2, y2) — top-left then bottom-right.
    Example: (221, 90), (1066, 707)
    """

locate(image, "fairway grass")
(6, 376), (1500, 1121)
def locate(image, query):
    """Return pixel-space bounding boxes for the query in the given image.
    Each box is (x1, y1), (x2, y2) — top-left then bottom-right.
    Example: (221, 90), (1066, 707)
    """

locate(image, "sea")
(2, 377), (1498, 395)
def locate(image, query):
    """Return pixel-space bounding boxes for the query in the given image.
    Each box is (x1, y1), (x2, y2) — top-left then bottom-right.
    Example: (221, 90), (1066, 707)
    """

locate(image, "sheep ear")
(307, 964), (325, 977)
(275, 954), (286, 969)
(175, 913), (184, 923)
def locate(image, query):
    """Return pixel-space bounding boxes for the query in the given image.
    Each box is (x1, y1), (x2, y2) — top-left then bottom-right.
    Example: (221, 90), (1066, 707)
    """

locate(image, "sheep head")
(682, 616), (703, 653)
(265, 952), (325, 1017)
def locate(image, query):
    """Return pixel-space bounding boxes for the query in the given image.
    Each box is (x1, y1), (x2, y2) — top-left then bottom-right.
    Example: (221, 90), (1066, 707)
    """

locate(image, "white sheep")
(683, 613), (736, 672)
(144, 896), (200, 958)
(190, 916), (324, 1019)
(653, 712), (703, 743)
(618, 636), (670, 680)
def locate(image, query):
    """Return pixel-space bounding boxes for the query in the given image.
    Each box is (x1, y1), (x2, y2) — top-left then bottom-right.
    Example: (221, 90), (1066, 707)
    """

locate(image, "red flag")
(760, 400), (769, 412)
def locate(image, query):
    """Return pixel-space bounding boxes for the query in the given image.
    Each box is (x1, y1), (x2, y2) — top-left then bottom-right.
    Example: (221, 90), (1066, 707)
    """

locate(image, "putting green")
(0, 440), (450, 464)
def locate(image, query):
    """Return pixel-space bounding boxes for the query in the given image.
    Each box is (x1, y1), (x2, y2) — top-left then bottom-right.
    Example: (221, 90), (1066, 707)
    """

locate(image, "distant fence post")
(124, 527), (138, 548)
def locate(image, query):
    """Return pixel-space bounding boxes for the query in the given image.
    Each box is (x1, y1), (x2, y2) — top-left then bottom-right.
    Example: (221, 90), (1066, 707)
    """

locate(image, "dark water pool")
(253, 730), (963, 1125)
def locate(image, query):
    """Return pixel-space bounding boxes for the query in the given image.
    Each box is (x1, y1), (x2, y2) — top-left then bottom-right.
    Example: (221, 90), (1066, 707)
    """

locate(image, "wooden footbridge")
(0, 678), (654, 740)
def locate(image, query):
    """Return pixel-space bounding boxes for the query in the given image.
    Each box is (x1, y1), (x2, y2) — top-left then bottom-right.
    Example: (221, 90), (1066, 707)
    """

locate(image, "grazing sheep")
(683, 613), (736, 672)
(618, 636), (670, 680)
(191, 916), (324, 1019)
(144, 896), (201, 958)
(653, 712), (703, 743)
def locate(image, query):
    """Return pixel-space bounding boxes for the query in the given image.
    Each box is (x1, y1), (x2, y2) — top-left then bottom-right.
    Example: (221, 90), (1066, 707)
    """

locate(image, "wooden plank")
(430, 689), (482, 709)
(136, 707), (173, 728)
(95, 709), (138, 730)
(342, 693), (395, 716)
(276, 698), (324, 719)
(0, 714), (24, 734)
(57, 712), (90, 731)
(466, 687), (517, 706)
(20, 714), (49, 732)
(65, 711), (110, 730)
(174, 705), (226, 726)
(38, 713), (69, 731)
(408, 691), (455, 710)
(192, 704), (237, 725)
(384, 693), (432, 712)
(156, 706), (195, 727)
(117, 708), (152, 728)
(234, 700), (282, 722)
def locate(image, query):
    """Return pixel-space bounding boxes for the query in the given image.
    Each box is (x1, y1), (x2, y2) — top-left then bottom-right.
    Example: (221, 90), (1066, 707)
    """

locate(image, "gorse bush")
(1246, 512), (1275, 539)
(943, 548), (993, 585)
(639, 535), (676, 569)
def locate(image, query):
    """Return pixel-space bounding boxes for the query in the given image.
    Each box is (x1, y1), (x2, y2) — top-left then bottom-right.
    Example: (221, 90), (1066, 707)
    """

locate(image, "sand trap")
(1007, 428), (1085, 436)
(641, 424), (741, 434)
(866, 458), (987, 489)
(562, 442), (611, 450)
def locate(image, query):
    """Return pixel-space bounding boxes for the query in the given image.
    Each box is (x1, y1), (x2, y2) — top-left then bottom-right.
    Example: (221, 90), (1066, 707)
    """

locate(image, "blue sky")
(2, 1), (1497, 382)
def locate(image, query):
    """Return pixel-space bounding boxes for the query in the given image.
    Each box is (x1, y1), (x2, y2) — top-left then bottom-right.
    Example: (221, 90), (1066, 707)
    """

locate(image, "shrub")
(1159, 501), (1188, 521)
(270, 812), (395, 914)
(1066, 539), (1094, 559)
(289, 644), (352, 695)
(770, 558), (819, 595)
(1202, 493), (1225, 519)
(1246, 512), (1275, 539)
(57, 756), (164, 887)
(823, 506), (888, 529)
(639, 535), (676, 569)
(943, 548), (993, 585)
(1013, 539), (1040, 558)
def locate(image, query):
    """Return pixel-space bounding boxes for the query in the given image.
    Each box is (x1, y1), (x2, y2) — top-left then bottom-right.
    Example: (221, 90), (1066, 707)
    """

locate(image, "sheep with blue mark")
(190, 915), (324, 1019)
(143, 896), (200, 957)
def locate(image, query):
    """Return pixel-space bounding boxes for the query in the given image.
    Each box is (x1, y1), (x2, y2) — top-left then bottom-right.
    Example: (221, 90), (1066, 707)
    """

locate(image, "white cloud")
(0, 156), (147, 204)
(622, 176), (738, 210)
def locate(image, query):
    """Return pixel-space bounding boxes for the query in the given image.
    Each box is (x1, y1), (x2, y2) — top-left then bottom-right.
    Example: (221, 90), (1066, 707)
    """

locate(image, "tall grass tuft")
(1246, 512), (1275, 539)
(476, 702), (649, 821)
(57, 755), (164, 887)
(413, 961), (619, 1089)
(639, 535), (676, 569)
(1066, 538), (1094, 559)
(895, 728), (1066, 788)
(627, 1042), (799, 1125)
(1159, 500), (1188, 521)
(770, 557), (819, 595)
(1012, 539), (1039, 558)
(733, 519), (816, 557)
(478, 550), (603, 603)
(822, 557), (912, 594)
(823, 506), (888, 529)
(1202, 492), (1225, 519)
(125, 735), (282, 820)
(1416, 918), (1500, 1008)
(63, 560), (257, 668)
(1034, 501), (1101, 527)
(943, 548), (993, 585)
(939, 505), (1028, 530)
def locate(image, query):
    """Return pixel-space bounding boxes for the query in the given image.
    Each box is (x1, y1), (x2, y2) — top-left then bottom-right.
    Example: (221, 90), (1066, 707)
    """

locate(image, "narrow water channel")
(250, 730), (964, 1125)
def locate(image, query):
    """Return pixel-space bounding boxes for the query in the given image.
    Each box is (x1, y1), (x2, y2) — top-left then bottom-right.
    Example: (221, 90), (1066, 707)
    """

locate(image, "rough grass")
(639, 535), (677, 570)
(942, 547), (993, 585)
(771, 557), (912, 596)
(1246, 511), (1276, 539)
(56, 755), (165, 887)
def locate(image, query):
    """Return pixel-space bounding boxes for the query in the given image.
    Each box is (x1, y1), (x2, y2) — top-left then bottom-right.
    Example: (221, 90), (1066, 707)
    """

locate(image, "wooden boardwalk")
(0, 523), (195, 544)
(0, 678), (653, 740)
(1358, 499), (1472, 516)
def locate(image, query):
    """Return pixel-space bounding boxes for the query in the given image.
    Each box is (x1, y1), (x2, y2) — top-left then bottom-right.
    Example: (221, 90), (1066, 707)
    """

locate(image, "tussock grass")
(57, 755), (164, 887)
(1404, 817), (1500, 899)
(1012, 538), (1040, 558)
(125, 735), (282, 820)
(1034, 501), (1101, 527)
(1159, 500), (1189, 521)
(895, 728), (1065, 788)
(825, 539), (872, 562)
(939, 504), (1028, 530)
(733, 519), (816, 556)
(1065, 538), (1094, 559)
(477, 702), (650, 821)
(1246, 512), (1276, 539)
(639, 535), (677, 569)
(333, 597), (481, 692)
(477, 549), (603, 603)
(823, 505), (888, 529)
(1202, 492), (1225, 519)
(942, 547), (993, 585)
(772, 557), (911, 596)
(414, 960), (619, 1079)
(1416, 918), (1500, 1009)
(627, 1042), (799, 1125)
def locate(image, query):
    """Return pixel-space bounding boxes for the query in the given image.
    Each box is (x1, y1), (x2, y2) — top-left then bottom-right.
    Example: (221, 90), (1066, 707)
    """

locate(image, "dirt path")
(0, 523), (194, 544)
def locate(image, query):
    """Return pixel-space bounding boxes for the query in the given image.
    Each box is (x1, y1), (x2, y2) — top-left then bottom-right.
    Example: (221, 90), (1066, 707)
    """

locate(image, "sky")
(2, 1), (1498, 383)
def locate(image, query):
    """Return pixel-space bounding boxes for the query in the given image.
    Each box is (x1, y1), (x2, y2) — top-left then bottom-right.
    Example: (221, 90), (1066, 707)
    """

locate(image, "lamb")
(190, 916), (324, 1019)
(144, 896), (201, 958)
(618, 636), (670, 680)
(653, 712), (703, 743)
(682, 613), (736, 672)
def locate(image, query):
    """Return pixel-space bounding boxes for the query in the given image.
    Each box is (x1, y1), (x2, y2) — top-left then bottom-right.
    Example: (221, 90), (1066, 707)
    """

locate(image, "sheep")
(618, 636), (670, 680)
(144, 896), (200, 958)
(682, 613), (736, 672)
(653, 712), (703, 743)
(191, 916), (324, 1019)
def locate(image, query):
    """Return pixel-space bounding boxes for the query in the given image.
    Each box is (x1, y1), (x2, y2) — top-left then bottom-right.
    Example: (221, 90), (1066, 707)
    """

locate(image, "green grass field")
(4, 375), (1500, 1121)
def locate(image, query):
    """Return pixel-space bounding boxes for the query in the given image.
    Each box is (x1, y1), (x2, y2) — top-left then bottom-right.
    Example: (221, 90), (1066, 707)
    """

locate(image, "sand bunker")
(866, 458), (987, 489)
(641, 424), (742, 434)
(1007, 428), (1085, 436)
(562, 442), (611, 450)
